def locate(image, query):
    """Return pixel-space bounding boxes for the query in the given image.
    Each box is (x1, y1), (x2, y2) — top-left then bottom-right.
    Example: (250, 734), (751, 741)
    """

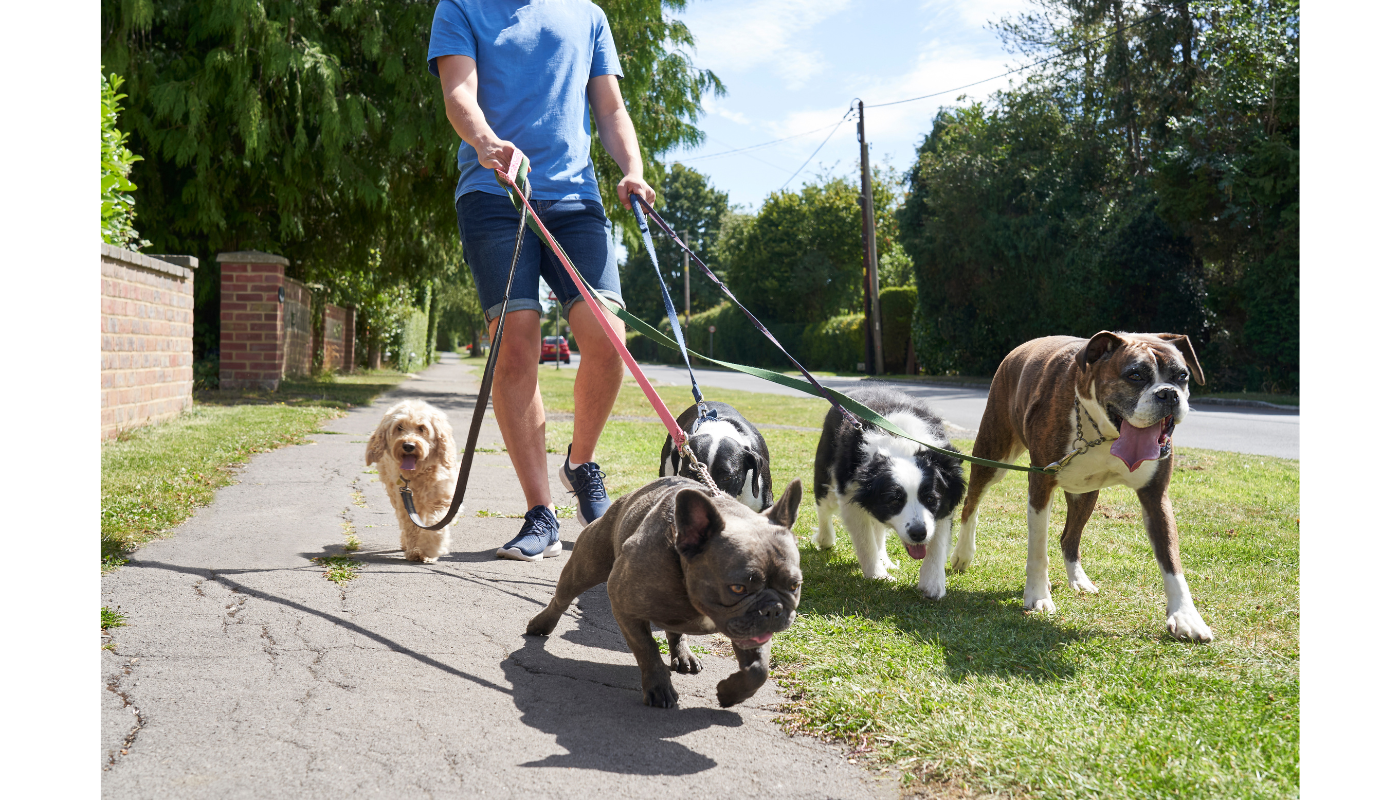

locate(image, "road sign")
(708, 325), (716, 333)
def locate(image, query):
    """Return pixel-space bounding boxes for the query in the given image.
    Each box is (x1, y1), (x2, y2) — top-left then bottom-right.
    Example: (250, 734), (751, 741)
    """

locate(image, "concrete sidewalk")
(101, 353), (891, 799)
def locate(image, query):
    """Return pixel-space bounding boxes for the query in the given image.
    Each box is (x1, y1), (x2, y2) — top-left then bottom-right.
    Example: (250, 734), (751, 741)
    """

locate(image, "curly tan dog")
(365, 399), (458, 562)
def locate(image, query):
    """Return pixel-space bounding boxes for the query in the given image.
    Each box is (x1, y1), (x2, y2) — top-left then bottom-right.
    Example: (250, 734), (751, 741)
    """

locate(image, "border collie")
(660, 401), (773, 511)
(812, 386), (966, 598)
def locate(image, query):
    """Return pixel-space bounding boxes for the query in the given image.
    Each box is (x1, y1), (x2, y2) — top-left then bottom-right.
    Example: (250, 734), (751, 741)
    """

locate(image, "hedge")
(394, 309), (430, 373)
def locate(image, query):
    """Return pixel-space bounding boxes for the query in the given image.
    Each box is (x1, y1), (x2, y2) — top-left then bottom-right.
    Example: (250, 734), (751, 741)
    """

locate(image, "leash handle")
(630, 196), (860, 427)
(400, 154), (534, 530)
(629, 194), (705, 408)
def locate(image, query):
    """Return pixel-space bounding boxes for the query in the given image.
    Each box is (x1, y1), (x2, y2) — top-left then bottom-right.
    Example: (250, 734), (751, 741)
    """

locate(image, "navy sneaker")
(559, 444), (612, 525)
(495, 505), (562, 562)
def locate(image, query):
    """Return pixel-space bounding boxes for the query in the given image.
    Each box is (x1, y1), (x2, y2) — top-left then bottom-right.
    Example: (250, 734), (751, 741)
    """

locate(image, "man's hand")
(475, 137), (521, 172)
(617, 173), (655, 206)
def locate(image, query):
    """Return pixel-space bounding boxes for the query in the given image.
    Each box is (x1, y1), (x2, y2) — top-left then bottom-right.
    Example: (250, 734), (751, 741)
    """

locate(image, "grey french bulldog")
(526, 476), (804, 709)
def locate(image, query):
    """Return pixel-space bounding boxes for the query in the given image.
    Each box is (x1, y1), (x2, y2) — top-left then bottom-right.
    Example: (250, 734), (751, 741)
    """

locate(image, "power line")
(865, 8), (1168, 109)
(684, 120), (847, 162)
(778, 110), (854, 191)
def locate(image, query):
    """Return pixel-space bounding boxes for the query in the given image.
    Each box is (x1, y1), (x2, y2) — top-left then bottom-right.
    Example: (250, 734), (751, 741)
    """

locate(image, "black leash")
(400, 155), (532, 529)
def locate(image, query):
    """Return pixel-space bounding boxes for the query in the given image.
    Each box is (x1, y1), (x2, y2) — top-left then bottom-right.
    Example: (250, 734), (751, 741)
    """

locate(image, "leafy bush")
(801, 314), (865, 372)
(100, 69), (145, 249)
(395, 309), (429, 373)
(879, 286), (917, 373)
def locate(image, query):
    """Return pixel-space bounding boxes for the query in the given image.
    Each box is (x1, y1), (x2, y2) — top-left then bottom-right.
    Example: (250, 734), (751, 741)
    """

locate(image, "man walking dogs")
(428, 1), (655, 561)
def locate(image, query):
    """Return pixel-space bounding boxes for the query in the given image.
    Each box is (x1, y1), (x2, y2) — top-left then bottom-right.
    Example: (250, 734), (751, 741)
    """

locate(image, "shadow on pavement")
(504, 635), (741, 775)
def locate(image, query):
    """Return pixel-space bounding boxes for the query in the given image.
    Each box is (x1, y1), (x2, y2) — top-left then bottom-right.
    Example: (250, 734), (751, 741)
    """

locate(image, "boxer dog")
(526, 477), (804, 708)
(660, 401), (773, 512)
(949, 331), (1213, 642)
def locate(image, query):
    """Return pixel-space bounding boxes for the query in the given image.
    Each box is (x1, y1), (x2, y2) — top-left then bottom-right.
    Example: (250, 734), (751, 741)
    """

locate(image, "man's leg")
(566, 301), (625, 463)
(487, 309), (552, 509)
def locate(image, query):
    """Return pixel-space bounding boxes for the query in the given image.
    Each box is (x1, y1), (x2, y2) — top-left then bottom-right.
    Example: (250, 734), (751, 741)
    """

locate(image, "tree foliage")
(901, 0), (1297, 390)
(619, 163), (729, 326)
(725, 170), (901, 326)
(101, 0), (722, 367)
(101, 70), (146, 249)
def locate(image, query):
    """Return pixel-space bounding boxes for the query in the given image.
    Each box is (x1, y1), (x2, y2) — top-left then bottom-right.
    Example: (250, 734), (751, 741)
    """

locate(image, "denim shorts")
(455, 191), (625, 321)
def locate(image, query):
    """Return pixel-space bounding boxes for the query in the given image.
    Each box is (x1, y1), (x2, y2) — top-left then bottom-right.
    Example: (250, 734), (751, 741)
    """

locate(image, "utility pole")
(857, 100), (884, 376)
(682, 230), (691, 340)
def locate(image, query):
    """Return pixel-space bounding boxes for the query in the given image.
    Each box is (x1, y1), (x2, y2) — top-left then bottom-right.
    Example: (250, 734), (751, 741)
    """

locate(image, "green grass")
(312, 555), (361, 585)
(101, 606), (127, 632)
(102, 370), (409, 573)
(518, 360), (1300, 799)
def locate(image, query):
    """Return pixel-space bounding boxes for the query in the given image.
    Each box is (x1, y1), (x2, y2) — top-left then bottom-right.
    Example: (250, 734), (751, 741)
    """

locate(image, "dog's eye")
(1127, 371), (1143, 382)
(789, 581), (800, 592)
(1178, 371), (1188, 382)
(729, 584), (747, 595)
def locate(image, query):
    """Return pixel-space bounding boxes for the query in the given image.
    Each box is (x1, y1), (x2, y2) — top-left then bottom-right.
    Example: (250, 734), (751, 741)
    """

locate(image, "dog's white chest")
(1054, 445), (1159, 493)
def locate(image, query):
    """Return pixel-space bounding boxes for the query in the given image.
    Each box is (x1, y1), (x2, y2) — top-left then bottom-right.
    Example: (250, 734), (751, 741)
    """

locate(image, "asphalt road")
(622, 361), (1300, 461)
(101, 353), (893, 799)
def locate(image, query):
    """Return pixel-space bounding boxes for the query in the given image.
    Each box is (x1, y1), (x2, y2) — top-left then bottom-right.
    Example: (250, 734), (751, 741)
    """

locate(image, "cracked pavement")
(101, 353), (893, 799)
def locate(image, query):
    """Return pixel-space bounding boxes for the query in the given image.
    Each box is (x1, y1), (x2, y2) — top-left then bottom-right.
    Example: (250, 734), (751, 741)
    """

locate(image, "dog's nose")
(1155, 387), (1179, 404)
(906, 522), (927, 543)
(402, 442), (416, 453)
(758, 600), (784, 619)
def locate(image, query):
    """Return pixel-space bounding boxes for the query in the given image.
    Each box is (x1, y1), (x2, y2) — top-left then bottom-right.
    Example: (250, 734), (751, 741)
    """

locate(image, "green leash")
(584, 285), (1058, 476)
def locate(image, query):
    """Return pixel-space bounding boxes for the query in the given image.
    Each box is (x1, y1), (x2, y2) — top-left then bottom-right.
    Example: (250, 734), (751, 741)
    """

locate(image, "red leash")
(492, 163), (720, 495)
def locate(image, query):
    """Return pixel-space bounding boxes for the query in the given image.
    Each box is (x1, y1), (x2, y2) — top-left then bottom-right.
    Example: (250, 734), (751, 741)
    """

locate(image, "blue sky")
(664, 0), (1037, 210)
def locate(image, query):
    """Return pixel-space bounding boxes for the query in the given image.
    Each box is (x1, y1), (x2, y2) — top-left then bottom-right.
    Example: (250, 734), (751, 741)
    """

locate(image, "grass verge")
(518, 359), (1300, 799)
(102, 370), (408, 573)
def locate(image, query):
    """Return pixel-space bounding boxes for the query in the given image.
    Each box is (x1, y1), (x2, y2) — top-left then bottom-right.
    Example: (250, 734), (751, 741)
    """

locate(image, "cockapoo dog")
(365, 399), (458, 562)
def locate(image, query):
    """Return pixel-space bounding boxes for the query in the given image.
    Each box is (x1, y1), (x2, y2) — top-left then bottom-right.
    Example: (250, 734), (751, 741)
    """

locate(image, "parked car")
(540, 335), (571, 364)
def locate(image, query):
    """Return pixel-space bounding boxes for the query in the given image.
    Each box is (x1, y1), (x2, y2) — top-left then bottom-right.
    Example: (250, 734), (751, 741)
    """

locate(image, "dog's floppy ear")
(742, 450), (767, 503)
(430, 409), (457, 467)
(674, 488), (725, 557)
(365, 414), (393, 466)
(1076, 331), (1127, 372)
(1152, 333), (1207, 385)
(763, 479), (803, 531)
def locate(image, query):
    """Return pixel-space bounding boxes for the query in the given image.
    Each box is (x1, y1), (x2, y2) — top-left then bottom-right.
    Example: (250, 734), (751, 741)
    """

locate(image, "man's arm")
(587, 74), (656, 205)
(437, 54), (521, 171)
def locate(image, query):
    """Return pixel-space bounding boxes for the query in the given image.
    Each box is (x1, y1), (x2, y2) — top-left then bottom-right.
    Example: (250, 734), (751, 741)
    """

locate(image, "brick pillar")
(343, 305), (357, 372)
(217, 250), (290, 390)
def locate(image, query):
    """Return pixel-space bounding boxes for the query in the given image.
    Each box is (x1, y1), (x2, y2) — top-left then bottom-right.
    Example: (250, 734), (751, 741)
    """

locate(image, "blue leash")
(629, 196), (717, 432)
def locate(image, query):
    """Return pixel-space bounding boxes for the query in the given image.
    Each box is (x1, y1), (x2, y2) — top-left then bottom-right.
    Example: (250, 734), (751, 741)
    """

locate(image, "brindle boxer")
(950, 331), (1213, 642)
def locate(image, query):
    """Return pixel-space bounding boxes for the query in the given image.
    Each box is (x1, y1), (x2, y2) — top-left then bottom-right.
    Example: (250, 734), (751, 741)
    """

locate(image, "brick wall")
(101, 244), (196, 441)
(217, 251), (290, 390)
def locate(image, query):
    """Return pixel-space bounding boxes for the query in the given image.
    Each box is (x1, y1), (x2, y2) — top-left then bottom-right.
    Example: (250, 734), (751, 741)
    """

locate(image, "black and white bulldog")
(660, 401), (773, 512)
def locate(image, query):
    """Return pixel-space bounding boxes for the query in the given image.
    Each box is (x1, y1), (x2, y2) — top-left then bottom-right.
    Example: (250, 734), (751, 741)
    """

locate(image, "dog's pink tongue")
(401, 455), (417, 471)
(905, 543), (927, 560)
(735, 632), (773, 648)
(1110, 419), (1166, 472)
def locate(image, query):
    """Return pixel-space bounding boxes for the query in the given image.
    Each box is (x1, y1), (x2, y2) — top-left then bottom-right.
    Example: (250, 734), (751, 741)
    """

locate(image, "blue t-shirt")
(427, 1), (623, 203)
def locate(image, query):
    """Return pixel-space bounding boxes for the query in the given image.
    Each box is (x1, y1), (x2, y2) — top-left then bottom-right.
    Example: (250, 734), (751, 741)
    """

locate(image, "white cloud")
(683, 0), (851, 90)
(713, 106), (751, 126)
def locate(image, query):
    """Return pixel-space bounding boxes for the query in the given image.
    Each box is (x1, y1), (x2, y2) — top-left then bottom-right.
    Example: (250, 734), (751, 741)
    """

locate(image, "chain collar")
(679, 440), (723, 498)
(1044, 398), (1112, 473)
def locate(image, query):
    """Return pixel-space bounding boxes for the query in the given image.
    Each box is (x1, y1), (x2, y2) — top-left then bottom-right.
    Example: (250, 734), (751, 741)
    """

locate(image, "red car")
(540, 335), (571, 364)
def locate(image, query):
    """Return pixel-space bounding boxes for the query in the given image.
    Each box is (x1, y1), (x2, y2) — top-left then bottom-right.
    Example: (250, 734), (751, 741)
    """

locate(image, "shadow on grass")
(796, 546), (1094, 683)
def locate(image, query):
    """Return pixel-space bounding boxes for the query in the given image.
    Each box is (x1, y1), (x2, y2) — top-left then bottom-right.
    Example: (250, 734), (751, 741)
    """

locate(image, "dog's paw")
(918, 579), (946, 600)
(948, 546), (975, 573)
(1023, 593), (1057, 614)
(1166, 607), (1214, 643)
(810, 532), (835, 550)
(642, 680), (680, 709)
(421, 556), (438, 564)
(716, 670), (762, 708)
(671, 649), (703, 675)
(1066, 561), (1098, 593)
(525, 608), (560, 637)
